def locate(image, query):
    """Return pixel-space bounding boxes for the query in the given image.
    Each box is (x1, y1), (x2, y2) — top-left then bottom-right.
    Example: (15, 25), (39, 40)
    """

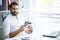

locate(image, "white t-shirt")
(3, 14), (26, 38)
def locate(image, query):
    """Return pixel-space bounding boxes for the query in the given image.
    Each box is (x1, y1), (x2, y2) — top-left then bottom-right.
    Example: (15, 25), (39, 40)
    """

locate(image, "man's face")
(10, 5), (19, 16)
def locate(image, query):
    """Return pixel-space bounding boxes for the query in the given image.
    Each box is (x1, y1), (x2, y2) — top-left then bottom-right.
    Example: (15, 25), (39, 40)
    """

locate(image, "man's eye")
(13, 8), (18, 10)
(16, 8), (18, 10)
(13, 8), (15, 10)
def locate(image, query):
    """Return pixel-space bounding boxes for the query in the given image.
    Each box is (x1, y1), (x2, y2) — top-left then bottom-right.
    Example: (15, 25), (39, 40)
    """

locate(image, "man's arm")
(9, 25), (26, 38)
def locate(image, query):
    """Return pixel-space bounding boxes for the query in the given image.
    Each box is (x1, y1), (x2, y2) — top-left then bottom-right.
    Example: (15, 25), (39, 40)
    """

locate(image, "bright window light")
(34, 0), (60, 13)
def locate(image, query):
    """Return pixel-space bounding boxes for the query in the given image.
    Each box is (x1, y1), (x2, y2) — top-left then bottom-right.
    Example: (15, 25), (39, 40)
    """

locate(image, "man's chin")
(11, 12), (19, 16)
(13, 14), (17, 16)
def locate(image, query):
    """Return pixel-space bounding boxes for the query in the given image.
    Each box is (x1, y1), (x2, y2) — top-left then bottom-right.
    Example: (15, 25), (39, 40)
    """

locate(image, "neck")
(11, 14), (18, 20)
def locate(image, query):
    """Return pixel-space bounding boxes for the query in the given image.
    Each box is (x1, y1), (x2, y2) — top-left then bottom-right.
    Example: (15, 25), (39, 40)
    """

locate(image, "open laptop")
(42, 31), (59, 38)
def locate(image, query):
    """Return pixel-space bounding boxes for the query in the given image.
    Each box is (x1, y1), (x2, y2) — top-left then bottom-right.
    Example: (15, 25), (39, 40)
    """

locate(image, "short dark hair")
(10, 2), (18, 8)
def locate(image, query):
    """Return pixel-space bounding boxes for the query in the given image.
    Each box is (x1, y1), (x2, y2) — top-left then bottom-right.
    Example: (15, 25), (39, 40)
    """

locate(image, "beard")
(11, 11), (19, 16)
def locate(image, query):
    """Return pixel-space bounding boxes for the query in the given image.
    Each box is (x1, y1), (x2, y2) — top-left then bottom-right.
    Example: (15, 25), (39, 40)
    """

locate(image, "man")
(3, 2), (33, 38)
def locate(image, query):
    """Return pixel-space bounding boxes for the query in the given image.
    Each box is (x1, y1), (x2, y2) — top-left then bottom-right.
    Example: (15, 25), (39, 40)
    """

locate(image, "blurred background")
(0, 0), (60, 40)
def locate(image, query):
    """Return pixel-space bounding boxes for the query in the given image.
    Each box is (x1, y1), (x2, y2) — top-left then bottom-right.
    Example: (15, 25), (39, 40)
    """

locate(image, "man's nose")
(15, 10), (18, 12)
(14, 10), (17, 12)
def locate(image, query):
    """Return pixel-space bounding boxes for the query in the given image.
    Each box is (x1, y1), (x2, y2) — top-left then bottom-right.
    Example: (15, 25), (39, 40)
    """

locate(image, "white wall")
(19, 0), (30, 21)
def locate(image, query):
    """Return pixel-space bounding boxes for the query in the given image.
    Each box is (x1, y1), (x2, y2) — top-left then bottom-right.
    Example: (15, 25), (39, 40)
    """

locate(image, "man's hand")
(25, 25), (33, 34)
(19, 24), (27, 32)
(9, 24), (27, 38)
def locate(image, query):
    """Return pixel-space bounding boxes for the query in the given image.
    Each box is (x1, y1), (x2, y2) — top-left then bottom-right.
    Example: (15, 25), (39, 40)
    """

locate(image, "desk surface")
(5, 31), (60, 40)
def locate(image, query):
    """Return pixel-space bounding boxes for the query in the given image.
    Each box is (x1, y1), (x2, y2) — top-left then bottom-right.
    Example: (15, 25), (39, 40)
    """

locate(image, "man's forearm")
(9, 28), (21, 38)
(9, 25), (26, 38)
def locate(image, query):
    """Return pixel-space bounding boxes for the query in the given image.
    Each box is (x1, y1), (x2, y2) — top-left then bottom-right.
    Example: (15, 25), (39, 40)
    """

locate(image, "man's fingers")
(24, 24), (27, 26)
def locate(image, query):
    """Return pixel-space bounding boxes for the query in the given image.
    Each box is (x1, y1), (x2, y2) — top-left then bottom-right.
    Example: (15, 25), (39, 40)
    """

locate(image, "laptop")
(42, 31), (59, 38)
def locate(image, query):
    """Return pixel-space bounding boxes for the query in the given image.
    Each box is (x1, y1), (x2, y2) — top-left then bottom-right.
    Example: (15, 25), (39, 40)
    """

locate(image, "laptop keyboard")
(48, 31), (58, 36)
(42, 31), (59, 38)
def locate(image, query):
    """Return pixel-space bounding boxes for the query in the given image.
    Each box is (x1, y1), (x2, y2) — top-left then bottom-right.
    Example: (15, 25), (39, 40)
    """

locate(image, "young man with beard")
(3, 2), (33, 38)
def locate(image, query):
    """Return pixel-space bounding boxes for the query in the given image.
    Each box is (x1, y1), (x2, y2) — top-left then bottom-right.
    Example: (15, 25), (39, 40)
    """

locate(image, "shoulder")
(17, 14), (26, 22)
(17, 14), (25, 20)
(18, 14), (24, 18)
(3, 14), (11, 24)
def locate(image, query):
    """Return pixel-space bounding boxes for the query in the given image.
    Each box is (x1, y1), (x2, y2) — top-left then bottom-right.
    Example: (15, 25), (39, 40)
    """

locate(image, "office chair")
(1, 14), (8, 22)
(1, 10), (10, 22)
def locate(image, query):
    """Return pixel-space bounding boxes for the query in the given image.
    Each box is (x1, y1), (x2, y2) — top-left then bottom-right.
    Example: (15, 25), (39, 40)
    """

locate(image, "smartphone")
(25, 21), (31, 25)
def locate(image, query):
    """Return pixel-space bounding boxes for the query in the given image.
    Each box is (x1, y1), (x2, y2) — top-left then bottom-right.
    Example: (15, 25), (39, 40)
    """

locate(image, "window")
(30, 0), (60, 32)
(34, 0), (60, 14)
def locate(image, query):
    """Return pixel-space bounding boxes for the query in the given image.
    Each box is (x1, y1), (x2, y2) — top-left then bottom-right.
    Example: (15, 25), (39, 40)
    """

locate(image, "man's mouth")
(13, 12), (16, 14)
